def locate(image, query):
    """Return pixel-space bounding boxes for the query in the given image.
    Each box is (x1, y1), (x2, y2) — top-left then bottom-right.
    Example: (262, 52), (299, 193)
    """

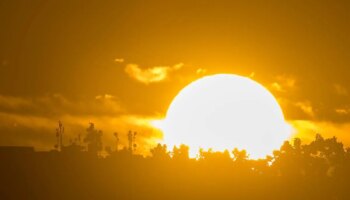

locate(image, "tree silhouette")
(1, 132), (350, 200)
(150, 143), (169, 160)
(84, 123), (103, 155)
(172, 144), (189, 160)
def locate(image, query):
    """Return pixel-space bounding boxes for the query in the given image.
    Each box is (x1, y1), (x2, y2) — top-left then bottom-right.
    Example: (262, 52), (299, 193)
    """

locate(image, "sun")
(157, 74), (292, 159)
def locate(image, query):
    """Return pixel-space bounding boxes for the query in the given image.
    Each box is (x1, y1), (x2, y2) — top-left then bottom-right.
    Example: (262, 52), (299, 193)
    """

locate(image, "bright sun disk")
(156, 74), (292, 159)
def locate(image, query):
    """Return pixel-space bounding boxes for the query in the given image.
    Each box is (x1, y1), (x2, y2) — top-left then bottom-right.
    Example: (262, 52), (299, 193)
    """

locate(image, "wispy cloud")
(271, 82), (284, 92)
(249, 72), (255, 78)
(125, 63), (184, 84)
(270, 75), (296, 93)
(0, 94), (125, 117)
(295, 101), (315, 117)
(196, 68), (207, 75)
(335, 108), (350, 115)
(114, 58), (125, 63)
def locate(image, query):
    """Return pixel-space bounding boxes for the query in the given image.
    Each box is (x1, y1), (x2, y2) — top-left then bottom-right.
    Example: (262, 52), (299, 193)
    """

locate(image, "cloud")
(125, 63), (184, 84)
(333, 84), (348, 96)
(0, 94), (163, 154)
(0, 95), (32, 109)
(289, 120), (350, 146)
(271, 82), (284, 92)
(114, 58), (125, 63)
(249, 72), (255, 78)
(295, 101), (315, 117)
(270, 75), (296, 93)
(0, 94), (125, 117)
(335, 108), (350, 115)
(196, 68), (207, 75)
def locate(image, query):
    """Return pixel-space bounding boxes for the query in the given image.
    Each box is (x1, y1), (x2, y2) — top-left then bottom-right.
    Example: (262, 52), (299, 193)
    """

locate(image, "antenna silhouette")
(55, 121), (64, 151)
(127, 131), (137, 153)
(114, 132), (119, 152)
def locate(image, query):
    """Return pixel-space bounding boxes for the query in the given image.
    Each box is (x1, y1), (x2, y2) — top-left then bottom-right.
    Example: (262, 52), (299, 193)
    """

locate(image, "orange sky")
(1, 0), (350, 152)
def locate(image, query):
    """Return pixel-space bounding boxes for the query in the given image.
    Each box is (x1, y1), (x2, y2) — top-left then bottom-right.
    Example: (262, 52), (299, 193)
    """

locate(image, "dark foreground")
(1, 134), (350, 200)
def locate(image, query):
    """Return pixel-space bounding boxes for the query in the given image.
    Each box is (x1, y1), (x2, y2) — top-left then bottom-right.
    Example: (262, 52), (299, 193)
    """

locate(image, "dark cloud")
(0, 94), (124, 117)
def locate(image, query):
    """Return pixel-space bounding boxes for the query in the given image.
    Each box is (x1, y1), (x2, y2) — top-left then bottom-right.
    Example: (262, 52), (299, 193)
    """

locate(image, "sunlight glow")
(159, 74), (292, 159)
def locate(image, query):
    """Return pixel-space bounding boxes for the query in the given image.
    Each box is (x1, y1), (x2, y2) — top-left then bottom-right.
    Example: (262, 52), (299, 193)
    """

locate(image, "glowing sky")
(1, 0), (350, 152)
